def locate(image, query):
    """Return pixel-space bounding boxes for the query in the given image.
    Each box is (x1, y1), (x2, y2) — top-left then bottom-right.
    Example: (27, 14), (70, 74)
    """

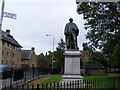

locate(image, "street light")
(46, 34), (55, 70)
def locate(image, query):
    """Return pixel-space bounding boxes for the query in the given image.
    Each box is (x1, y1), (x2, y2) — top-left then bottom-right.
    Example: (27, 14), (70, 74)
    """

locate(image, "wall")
(2, 40), (21, 68)
(21, 50), (37, 67)
(87, 69), (107, 76)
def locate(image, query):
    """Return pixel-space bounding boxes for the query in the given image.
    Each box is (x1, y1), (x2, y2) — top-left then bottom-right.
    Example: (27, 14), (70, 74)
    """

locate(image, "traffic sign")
(3, 12), (17, 19)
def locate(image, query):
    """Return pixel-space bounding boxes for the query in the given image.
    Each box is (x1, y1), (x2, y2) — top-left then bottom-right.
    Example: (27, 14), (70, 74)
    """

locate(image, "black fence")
(22, 67), (49, 82)
(1, 67), (49, 89)
(3, 76), (120, 90)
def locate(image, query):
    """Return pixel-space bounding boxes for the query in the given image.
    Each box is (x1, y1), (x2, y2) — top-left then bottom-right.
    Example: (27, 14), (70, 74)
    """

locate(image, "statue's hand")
(72, 28), (77, 33)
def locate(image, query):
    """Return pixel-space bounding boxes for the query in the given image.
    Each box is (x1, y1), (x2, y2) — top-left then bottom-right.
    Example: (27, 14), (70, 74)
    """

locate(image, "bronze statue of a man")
(64, 18), (79, 50)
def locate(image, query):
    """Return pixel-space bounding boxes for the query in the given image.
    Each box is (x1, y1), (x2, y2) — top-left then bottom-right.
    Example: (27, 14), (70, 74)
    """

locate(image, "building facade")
(0, 30), (37, 68)
(21, 47), (37, 67)
(1, 30), (22, 67)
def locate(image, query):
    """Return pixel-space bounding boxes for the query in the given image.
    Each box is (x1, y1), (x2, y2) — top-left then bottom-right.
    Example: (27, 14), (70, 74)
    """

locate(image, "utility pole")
(0, 0), (5, 31)
(0, 0), (5, 64)
(0, 0), (17, 31)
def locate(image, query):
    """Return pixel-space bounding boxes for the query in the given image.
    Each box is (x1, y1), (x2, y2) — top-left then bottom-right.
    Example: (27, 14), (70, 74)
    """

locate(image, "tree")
(37, 53), (50, 69)
(45, 39), (65, 74)
(77, 2), (120, 68)
(57, 39), (66, 51)
(82, 43), (92, 54)
(88, 51), (108, 67)
(54, 39), (65, 73)
(82, 43), (108, 67)
(46, 51), (52, 65)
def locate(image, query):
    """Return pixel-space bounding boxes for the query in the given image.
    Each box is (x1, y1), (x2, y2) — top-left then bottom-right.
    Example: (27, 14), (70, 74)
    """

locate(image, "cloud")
(2, 1), (87, 54)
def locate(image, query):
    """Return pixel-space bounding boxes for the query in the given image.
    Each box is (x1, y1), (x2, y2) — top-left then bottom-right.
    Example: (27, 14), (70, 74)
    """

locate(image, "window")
(2, 41), (5, 45)
(1, 60), (3, 64)
(6, 61), (8, 64)
(12, 61), (14, 65)
(13, 53), (15, 57)
(2, 50), (4, 55)
(12, 45), (15, 49)
(7, 43), (9, 47)
(7, 52), (9, 55)
(11, 44), (12, 48)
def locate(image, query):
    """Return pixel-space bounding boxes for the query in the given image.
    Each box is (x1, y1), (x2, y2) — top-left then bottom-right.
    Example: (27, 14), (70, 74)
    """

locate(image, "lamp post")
(46, 34), (55, 70)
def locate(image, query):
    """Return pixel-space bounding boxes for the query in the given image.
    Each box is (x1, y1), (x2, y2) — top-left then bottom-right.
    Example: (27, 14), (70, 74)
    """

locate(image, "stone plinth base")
(60, 75), (84, 88)
(61, 74), (83, 82)
(60, 50), (84, 88)
(64, 51), (81, 75)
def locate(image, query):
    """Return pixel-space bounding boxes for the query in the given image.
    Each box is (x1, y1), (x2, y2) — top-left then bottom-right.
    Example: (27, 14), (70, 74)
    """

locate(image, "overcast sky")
(1, 0), (87, 55)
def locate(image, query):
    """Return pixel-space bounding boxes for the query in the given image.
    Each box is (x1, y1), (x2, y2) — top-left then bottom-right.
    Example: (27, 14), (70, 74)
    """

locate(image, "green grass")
(83, 75), (120, 88)
(39, 75), (120, 88)
(83, 75), (120, 79)
(39, 74), (62, 88)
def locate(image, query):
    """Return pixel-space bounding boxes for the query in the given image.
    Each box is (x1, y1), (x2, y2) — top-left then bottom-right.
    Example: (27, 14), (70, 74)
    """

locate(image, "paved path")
(0, 75), (51, 89)
(23, 75), (51, 88)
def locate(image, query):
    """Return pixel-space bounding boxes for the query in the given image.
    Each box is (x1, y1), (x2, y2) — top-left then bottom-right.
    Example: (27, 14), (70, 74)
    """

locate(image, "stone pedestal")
(61, 50), (83, 88)
(64, 51), (81, 75)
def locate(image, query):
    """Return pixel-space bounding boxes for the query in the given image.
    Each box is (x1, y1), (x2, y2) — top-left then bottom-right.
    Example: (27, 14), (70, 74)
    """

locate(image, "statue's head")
(69, 18), (73, 23)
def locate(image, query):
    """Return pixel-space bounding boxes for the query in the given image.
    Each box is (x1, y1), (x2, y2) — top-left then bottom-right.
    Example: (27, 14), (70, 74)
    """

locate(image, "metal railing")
(2, 76), (120, 90)
(1, 67), (49, 89)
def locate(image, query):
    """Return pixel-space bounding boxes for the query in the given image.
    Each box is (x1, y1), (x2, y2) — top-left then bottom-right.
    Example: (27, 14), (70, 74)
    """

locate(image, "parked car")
(0, 65), (13, 79)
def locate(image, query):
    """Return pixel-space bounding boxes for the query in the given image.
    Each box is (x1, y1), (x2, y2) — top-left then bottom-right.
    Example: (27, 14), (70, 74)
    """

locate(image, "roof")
(82, 64), (105, 69)
(1, 30), (22, 47)
(21, 50), (32, 60)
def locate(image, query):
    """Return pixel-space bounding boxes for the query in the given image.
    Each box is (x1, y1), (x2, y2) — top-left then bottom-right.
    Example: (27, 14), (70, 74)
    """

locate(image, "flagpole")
(0, 0), (5, 31)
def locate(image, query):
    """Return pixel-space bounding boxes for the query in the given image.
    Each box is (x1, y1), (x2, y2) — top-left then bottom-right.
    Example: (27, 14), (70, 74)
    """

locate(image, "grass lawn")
(39, 74), (120, 88)
(39, 74), (62, 88)
(83, 75), (120, 88)
(83, 75), (120, 79)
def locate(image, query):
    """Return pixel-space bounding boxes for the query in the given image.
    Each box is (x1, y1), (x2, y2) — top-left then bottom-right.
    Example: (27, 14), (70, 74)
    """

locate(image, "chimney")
(6, 29), (10, 34)
(31, 47), (35, 52)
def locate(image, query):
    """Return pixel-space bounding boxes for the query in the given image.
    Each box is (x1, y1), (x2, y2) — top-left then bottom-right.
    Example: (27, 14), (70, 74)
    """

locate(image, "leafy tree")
(45, 39), (65, 74)
(46, 51), (52, 65)
(37, 53), (50, 69)
(88, 51), (108, 67)
(83, 43), (89, 51)
(82, 43), (92, 54)
(77, 2), (120, 68)
(82, 43), (108, 67)
(54, 39), (65, 73)
(57, 39), (66, 51)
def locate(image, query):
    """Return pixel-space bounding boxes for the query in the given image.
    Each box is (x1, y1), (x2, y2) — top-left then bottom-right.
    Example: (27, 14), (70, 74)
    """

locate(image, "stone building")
(21, 47), (37, 67)
(82, 64), (106, 76)
(0, 30), (37, 68)
(0, 30), (22, 67)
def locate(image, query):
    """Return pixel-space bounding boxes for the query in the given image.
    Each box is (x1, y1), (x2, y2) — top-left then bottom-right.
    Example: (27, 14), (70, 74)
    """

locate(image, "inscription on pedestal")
(64, 51), (81, 75)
